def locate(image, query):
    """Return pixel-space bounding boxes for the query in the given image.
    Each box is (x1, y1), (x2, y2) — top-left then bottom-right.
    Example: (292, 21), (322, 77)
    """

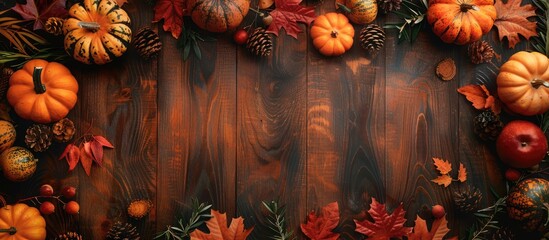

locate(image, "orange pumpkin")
(0, 147), (37, 182)
(63, 0), (132, 64)
(427, 0), (496, 45)
(0, 121), (15, 154)
(0, 198), (46, 240)
(7, 59), (79, 123)
(311, 13), (355, 57)
(497, 51), (549, 116)
(336, 0), (378, 24)
(188, 0), (250, 33)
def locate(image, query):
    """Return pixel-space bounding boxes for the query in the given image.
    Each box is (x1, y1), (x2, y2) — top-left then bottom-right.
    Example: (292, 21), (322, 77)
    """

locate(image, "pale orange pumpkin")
(188, 0), (250, 33)
(7, 59), (79, 123)
(0, 198), (46, 240)
(427, 0), (496, 45)
(497, 51), (549, 116)
(63, 0), (132, 64)
(311, 13), (355, 57)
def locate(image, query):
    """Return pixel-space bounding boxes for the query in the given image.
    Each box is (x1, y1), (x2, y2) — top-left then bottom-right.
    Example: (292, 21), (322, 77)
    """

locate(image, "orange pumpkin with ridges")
(311, 13), (355, 57)
(188, 0), (250, 33)
(0, 198), (46, 240)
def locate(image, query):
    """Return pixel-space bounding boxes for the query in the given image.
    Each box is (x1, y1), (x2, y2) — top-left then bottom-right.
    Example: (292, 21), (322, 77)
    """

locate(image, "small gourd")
(336, 0), (378, 25)
(0, 121), (15, 154)
(311, 13), (355, 57)
(188, 0), (250, 33)
(0, 147), (37, 182)
(0, 196), (46, 240)
(507, 178), (549, 232)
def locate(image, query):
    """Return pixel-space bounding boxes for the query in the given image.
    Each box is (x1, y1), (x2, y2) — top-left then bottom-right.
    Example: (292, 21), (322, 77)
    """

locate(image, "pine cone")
(25, 124), (52, 152)
(133, 27), (162, 60)
(454, 186), (483, 213)
(55, 232), (83, 240)
(52, 118), (76, 142)
(360, 24), (385, 57)
(106, 221), (140, 240)
(468, 40), (495, 64)
(127, 199), (153, 219)
(0, 67), (13, 100)
(379, 0), (402, 13)
(45, 17), (65, 36)
(490, 227), (515, 240)
(246, 28), (272, 57)
(473, 110), (503, 141)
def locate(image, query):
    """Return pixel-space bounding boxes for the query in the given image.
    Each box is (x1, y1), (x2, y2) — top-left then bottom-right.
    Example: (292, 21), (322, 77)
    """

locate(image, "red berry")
(65, 201), (80, 215)
(505, 168), (522, 181)
(432, 204), (445, 219)
(233, 29), (248, 45)
(39, 184), (54, 196)
(61, 186), (77, 199)
(40, 201), (55, 215)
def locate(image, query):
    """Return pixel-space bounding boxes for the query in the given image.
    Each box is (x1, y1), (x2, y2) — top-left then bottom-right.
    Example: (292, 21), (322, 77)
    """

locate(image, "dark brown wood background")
(0, 0), (535, 239)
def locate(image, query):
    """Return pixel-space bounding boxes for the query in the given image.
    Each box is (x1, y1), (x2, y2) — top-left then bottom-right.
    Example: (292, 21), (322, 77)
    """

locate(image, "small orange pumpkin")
(0, 197), (46, 240)
(427, 0), (496, 45)
(188, 0), (250, 33)
(7, 59), (79, 123)
(336, 0), (378, 24)
(311, 13), (355, 57)
(497, 51), (549, 116)
(0, 147), (37, 182)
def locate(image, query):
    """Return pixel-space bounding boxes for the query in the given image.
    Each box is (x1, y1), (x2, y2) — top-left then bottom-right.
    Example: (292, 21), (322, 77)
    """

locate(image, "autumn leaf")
(457, 84), (501, 114)
(458, 163), (467, 182)
(259, 0), (274, 9)
(407, 215), (450, 240)
(12, 0), (67, 30)
(354, 198), (412, 239)
(300, 201), (340, 240)
(80, 144), (93, 176)
(431, 175), (452, 187)
(190, 210), (253, 240)
(153, 0), (186, 39)
(266, 0), (316, 38)
(59, 144), (80, 172)
(494, 0), (537, 48)
(432, 157), (452, 175)
(113, 0), (129, 6)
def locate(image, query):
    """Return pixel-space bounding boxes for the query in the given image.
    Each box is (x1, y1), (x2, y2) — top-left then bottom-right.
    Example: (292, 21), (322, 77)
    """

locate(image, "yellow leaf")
(432, 158), (452, 175)
(431, 175), (452, 187)
(458, 163), (467, 182)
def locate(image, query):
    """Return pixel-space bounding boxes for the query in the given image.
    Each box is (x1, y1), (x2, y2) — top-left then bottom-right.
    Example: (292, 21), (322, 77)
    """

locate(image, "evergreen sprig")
(384, 0), (428, 43)
(0, 46), (69, 69)
(467, 196), (507, 240)
(262, 201), (294, 240)
(532, 0), (549, 56)
(154, 198), (212, 240)
(177, 25), (216, 61)
(0, 9), (47, 55)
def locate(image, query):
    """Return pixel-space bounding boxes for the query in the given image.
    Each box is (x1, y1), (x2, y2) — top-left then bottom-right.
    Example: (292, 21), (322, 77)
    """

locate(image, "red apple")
(496, 120), (548, 168)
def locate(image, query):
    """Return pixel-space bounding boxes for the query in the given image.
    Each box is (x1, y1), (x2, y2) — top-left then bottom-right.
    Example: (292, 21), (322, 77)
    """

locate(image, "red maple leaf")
(153, 0), (186, 39)
(300, 201), (340, 240)
(12, 0), (67, 30)
(267, 0), (316, 38)
(354, 198), (412, 239)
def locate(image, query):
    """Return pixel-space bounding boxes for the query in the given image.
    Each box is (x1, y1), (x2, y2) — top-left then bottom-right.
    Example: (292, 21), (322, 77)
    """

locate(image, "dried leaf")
(300, 201), (340, 240)
(458, 163), (467, 182)
(354, 198), (412, 239)
(190, 210), (254, 240)
(59, 144), (80, 172)
(93, 135), (114, 148)
(114, 0), (129, 6)
(457, 84), (500, 113)
(494, 0), (537, 48)
(266, 0), (316, 38)
(90, 140), (104, 166)
(153, 0), (186, 39)
(79, 145), (93, 176)
(259, 0), (274, 9)
(11, 0), (67, 30)
(432, 158), (452, 175)
(407, 215), (450, 240)
(431, 175), (452, 187)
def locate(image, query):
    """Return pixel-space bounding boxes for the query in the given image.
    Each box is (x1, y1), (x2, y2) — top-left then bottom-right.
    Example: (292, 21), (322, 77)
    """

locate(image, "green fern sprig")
(384, 0), (429, 43)
(154, 198), (212, 240)
(468, 196), (507, 240)
(0, 9), (47, 55)
(262, 201), (295, 240)
(532, 0), (549, 56)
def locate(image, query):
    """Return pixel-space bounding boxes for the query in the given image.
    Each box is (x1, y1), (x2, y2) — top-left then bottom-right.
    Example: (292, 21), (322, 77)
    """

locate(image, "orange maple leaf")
(493, 0), (537, 48)
(457, 84), (501, 114)
(431, 175), (452, 187)
(432, 158), (452, 175)
(458, 163), (467, 182)
(190, 210), (253, 240)
(408, 215), (450, 240)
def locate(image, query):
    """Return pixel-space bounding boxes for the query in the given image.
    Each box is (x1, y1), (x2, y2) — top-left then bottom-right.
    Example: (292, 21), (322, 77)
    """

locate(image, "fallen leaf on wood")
(59, 144), (80, 172)
(300, 201), (340, 240)
(457, 84), (501, 114)
(153, 0), (186, 38)
(458, 163), (467, 182)
(431, 174), (453, 187)
(79, 144), (93, 176)
(407, 215), (450, 240)
(267, 0), (316, 38)
(494, 0), (537, 48)
(190, 210), (253, 240)
(259, 0), (274, 9)
(354, 198), (412, 239)
(114, 0), (129, 6)
(432, 157), (452, 175)
(11, 0), (67, 30)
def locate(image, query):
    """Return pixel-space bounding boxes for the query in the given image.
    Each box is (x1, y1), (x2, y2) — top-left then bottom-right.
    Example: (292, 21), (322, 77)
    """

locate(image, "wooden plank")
(236, 31), (308, 237)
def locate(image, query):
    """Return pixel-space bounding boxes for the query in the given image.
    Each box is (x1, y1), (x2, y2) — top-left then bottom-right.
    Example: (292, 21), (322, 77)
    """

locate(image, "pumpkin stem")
(0, 227), (16, 235)
(32, 67), (46, 94)
(336, 3), (352, 13)
(78, 21), (101, 32)
(331, 30), (339, 38)
(531, 79), (549, 89)
(460, 3), (476, 12)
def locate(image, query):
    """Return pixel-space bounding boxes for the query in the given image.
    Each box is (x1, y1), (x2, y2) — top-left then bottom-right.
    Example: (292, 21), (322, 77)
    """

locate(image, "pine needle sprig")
(384, 0), (428, 43)
(467, 196), (507, 240)
(532, 0), (549, 56)
(262, 200), (295, 240)
(177, 24), (216, 61)
(0, 9), (47, 55)
(154, 198), (212, 240)
(0, 46), (68, 69)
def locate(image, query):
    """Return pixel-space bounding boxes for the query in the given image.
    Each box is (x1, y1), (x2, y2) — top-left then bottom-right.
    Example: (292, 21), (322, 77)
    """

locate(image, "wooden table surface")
(0, 0), (539, 239)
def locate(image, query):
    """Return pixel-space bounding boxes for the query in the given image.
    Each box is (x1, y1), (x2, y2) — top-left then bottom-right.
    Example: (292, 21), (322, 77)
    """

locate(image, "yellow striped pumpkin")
(0, 121), (15, 154)
(63, 0), (132, 64)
